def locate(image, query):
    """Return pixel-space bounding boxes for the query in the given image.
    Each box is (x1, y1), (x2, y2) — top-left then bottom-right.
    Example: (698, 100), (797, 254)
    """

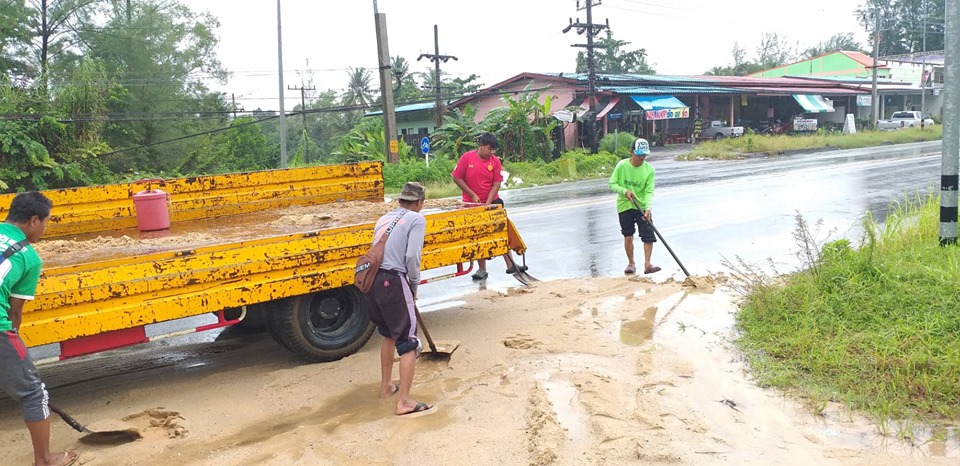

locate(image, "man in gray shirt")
(365, 182), (434, 416)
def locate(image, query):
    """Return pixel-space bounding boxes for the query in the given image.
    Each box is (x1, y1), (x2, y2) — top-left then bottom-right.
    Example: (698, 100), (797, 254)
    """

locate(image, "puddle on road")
(619, 306), (658, 346)
(541, 379), (586, 442)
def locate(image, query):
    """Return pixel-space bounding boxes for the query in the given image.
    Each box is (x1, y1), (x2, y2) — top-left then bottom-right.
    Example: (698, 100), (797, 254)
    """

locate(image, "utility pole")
(288, 82), (316, 162)
(871, 8), (881, 127)
(276, 0), (288, 168)
(418, 25), (458, 130)
(940, 0), (959, 246)
(374, 7), (399, 163)
(231, 93), (237, 119)
(921, 0), (927, 129)
(564, 0), (609, 153)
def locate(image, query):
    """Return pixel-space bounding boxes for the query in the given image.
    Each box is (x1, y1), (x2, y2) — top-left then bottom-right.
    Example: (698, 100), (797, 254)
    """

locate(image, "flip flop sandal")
(624, 264), (637, 275)
(397, 402), (436, 417)
(644, 265), (662, 274)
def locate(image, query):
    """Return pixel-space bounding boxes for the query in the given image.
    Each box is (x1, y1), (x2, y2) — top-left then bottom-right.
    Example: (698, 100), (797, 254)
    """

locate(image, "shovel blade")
(422, 339), (460, 359)
(79, 428), (142, 445)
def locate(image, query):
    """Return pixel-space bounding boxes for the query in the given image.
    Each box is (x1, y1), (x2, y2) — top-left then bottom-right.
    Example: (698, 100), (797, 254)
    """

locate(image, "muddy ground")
(0, 276), (954, 465)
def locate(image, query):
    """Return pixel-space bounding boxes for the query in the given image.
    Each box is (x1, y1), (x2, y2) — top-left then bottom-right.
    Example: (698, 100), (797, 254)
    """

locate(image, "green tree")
(704, 42), (764, 76)
(803, 33), (865, 58)
(343, 67), (375, 109)
(756, 32), (798, 69)
(575, 31), (655, 75)
(431, 105), (483, 156)
(0, 1), (34, 79)
(857, 0), (944, 56)
(82, 0), (228, 173)
(178, 117), (273, 174)
(391, 56), (425, 103)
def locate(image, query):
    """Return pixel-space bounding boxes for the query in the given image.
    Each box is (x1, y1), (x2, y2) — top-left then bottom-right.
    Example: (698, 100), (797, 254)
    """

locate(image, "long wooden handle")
(49, 404), (93, 434)
(413, 305), (439, 353)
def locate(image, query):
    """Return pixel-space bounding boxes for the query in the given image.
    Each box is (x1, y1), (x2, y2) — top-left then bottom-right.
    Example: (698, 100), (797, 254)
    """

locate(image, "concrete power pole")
(564, 0), (608, 153)
(289, 82), (316, 162)
(921, 0), (927, 129)
(418, 25), (458, 130)
(374, 12), (399, 163)
(276, 0), (288, 168)
(871, 9), (881, 127)
(940, 0), (960, 245)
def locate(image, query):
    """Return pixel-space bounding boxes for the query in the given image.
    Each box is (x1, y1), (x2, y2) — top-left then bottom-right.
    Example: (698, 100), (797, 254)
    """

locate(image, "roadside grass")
(385, 149), (622, 199)
(733, 195), (960, 423)
(680, 126), (943, 160)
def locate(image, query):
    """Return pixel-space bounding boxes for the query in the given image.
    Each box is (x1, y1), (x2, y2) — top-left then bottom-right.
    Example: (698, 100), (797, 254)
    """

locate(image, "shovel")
(413, 304), (459, 360)
(629, 198), (691, 277)
(50, 404), (142, 445)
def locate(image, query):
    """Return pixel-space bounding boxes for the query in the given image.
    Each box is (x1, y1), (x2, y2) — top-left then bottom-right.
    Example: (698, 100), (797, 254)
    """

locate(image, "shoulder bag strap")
(374, 211), (407, 246)
(0, 239), (30, 265)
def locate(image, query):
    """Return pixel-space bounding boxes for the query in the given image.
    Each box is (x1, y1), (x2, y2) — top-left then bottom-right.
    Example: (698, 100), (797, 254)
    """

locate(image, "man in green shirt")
(0, 191), (78, 466)
(608, 138), (661, 275)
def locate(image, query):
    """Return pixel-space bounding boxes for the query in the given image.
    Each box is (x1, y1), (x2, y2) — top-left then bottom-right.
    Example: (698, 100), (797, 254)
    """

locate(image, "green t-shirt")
(608, 158), (656, 213)
(0, 223), (42, 332)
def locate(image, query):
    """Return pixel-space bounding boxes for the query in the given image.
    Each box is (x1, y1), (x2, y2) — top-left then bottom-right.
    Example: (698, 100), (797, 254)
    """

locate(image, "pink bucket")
(132, 179), (170, 231)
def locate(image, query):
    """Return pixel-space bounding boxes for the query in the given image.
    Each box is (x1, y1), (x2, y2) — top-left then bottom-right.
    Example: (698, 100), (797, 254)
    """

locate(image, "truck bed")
(0, 164), (517, 349)
(36, 198), (464, 268)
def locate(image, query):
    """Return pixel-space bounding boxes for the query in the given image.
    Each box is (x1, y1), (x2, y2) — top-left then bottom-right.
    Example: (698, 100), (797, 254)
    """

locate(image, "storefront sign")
(553, 109), (575, 123)
(607, 112), (623, 120)
(856, 95), (872, 107)
(793, 118), (818, 132)
(644, 107), (690, 120)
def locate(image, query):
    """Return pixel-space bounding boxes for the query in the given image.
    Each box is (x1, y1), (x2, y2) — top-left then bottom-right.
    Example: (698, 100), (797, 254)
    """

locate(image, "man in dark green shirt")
(0, 191), (78, 466)
(608, 138), (661, 275)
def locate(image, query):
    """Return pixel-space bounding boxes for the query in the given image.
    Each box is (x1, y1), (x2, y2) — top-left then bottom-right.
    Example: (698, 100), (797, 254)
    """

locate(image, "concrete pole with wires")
(920, 0), (927, 128)
(276, 0), (288, 168)
(871, 8), (881, 127)
(940, 0), (960, 246)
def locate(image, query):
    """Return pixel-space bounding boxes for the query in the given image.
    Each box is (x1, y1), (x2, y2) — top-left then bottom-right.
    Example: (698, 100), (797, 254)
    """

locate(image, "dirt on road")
(0, 276), (953, 465)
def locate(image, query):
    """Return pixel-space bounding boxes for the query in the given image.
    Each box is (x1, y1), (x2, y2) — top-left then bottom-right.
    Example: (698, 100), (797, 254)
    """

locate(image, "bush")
(382, 155), (456, 190)
(599, 132), (636, 159)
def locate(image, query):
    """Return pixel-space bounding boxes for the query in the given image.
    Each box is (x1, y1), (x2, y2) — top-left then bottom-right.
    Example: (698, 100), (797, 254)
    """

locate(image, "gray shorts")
(0, 331), (50, 422)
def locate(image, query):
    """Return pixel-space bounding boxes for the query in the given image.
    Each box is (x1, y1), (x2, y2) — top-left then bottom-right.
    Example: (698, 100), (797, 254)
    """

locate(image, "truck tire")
(267, 287), (376, 362)
(714, 133), (725, 141)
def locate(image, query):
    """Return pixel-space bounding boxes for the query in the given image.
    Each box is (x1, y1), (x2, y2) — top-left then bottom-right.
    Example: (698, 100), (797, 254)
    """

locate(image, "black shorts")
(363, 269), (420, 356)
(618, 209), (657, 243)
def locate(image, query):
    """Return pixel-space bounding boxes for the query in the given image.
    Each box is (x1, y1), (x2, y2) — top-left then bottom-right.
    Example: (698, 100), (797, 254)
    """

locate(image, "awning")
(630, 95), (690, 120)
(595, 96), (620, 120)
(792, 94), (835, 113)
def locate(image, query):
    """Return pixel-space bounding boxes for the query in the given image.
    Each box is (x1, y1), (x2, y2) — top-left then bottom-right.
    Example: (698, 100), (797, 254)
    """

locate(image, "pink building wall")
(455, 77), (586, 150)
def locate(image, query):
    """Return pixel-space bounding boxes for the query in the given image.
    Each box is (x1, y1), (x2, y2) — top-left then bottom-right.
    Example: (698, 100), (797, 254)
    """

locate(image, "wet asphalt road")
(19, 141), (946, 371)
(418, 140), (944, 306)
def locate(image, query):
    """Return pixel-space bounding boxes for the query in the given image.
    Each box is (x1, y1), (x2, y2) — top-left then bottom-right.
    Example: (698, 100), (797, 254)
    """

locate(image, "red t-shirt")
(452, 149), (504, 203)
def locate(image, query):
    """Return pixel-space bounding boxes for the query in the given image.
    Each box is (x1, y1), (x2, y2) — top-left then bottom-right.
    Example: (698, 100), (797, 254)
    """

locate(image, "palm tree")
(342, 67), (374, 109)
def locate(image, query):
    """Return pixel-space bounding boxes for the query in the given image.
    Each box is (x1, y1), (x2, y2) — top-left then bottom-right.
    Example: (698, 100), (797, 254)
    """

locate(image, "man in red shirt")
(451, 133), (527, 280)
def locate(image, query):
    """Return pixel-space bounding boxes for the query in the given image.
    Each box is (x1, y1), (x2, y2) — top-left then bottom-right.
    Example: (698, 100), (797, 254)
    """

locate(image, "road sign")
(389, 140), (399, 153)
(420, 137), (431, 154)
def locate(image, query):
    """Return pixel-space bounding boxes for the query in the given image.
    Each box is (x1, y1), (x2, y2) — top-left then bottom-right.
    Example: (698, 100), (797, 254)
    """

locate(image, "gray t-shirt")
(373, 207), (426, 294)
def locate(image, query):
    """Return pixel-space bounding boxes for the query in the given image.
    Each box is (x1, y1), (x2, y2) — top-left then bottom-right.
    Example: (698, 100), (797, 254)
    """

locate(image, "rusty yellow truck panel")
(20, 205), (511, 348)
(0, 162), (383, 239)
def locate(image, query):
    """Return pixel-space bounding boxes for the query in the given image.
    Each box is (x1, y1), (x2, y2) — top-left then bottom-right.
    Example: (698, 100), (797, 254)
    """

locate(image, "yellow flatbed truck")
(0, 162), (527, 362)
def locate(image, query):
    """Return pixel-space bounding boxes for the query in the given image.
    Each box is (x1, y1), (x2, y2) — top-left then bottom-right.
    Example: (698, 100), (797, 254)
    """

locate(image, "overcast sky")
(182, 0), (872, 111)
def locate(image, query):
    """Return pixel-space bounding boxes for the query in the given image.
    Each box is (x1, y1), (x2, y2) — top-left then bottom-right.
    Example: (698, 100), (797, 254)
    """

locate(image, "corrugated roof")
(599, 85), (742, 95)
(365, 102), (437, 116)
(840, 51), (879, 67)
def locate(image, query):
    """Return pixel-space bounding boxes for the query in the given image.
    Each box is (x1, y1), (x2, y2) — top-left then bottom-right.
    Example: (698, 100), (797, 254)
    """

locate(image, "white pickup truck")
(877, 111), (935, 130)
(699, 120), (745, 140)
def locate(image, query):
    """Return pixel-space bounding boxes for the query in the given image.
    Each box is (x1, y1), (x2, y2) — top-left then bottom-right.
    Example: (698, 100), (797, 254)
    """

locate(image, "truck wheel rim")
(308, 296), (350, 336)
